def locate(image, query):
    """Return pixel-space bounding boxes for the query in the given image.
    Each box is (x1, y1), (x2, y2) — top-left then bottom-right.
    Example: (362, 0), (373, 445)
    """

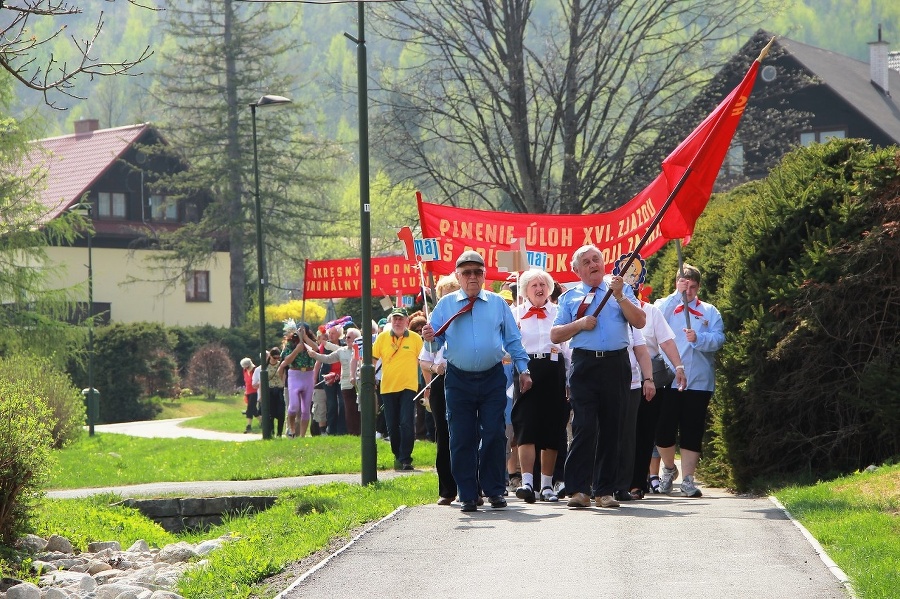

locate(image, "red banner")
(417, 196), (669, 283)
(303, 257), (421, 299)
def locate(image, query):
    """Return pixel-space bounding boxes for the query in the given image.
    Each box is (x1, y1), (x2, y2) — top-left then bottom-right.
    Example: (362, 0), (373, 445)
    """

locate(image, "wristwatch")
(521, 369), (531, 376)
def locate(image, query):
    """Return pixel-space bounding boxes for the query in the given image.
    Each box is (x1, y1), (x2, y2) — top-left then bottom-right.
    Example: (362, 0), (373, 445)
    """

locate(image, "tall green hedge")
(649, 139), (900, 489)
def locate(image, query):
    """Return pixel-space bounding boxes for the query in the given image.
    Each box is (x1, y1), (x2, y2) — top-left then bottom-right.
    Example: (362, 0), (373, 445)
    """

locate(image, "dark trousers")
(612, 387), (642, 492)
(342, 387), (361, 436)
(325, 382), (346, 435)
(631, 384), (665, 491)
(429, 374), (457, 499)
(565, 350), (629, 497)
(269, 387), (286, 437)
(445, 362), (506, 502)
(381, 389), (416, 464)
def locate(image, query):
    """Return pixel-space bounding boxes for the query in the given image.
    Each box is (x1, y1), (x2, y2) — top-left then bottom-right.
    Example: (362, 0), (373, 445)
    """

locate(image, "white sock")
(541, 474), (553, 489)
(522, 472), (534, 488)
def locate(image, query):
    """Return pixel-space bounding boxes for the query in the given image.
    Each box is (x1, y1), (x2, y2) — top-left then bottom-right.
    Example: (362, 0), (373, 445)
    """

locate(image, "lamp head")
(250, 95), (292, 109)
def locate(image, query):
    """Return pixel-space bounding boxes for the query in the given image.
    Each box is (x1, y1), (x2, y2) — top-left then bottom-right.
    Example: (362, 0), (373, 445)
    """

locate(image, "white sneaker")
(553, 480), (566, 499)
(540, 486), (558, 502)
(659, 465), (679, 494)
(681, 475), (702, 497)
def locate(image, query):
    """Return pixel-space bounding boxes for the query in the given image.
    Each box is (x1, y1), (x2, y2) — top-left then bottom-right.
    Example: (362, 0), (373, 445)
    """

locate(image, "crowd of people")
(239, 245), (724, 512)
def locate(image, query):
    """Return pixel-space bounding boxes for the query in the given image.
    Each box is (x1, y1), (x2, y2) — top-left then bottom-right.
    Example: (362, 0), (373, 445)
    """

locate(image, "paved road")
(93, 417), (258, 442)
(64, 420), (854, 599)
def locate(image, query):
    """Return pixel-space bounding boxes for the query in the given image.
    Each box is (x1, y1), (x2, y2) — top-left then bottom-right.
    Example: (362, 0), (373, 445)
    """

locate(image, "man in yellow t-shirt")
(373, 307), (424, 470)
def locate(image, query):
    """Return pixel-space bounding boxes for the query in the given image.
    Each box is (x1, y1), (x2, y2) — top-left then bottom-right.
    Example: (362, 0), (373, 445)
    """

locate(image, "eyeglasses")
(459, 268), (485, 278)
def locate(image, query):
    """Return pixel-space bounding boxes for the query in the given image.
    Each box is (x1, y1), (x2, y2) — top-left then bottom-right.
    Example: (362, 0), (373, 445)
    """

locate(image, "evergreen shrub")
(647, 139), (900, 489)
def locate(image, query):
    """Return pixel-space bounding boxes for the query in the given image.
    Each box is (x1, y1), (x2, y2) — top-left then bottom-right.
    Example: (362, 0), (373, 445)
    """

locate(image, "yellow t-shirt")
(372, 329), (424, 393)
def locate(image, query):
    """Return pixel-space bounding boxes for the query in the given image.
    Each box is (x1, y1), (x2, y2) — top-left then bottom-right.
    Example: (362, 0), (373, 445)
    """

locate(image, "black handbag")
(651, 354), (676, 388)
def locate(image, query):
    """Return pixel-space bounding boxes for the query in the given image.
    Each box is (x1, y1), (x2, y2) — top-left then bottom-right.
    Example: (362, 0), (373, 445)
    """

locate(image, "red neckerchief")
(522, 305), (548, 319)
(674, 297), (704, 317)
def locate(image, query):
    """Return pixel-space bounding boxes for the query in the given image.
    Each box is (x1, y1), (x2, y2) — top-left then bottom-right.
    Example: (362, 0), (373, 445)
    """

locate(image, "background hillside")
(10, 0), (900, 141)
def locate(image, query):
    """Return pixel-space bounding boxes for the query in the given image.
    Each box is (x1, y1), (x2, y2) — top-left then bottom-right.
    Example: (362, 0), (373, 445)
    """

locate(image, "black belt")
(573, 348), (627, 358)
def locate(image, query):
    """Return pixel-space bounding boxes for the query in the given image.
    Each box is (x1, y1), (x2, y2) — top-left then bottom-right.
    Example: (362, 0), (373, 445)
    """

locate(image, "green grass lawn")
(50, 433), (438, 489)
(773, 463), (900, 599)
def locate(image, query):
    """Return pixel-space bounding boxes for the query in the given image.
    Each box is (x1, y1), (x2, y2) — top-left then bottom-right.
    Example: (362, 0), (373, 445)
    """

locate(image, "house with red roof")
(23, 119), (231, 327)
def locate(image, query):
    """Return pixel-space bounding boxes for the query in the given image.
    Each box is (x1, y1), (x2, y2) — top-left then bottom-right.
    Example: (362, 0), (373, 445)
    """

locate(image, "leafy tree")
(186, 342), (234, 400)
(0, 78), (87, 367)
(369, 0), (778, 214)
(150, 0), (345, 326)
(0, 0), (155, 109)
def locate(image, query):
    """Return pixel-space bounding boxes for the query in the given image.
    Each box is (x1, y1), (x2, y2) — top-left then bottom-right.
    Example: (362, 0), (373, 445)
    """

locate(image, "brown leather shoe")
(437, 497), (454, 506)
(566, 492), (591, 508)
(597, 494), (620, 508)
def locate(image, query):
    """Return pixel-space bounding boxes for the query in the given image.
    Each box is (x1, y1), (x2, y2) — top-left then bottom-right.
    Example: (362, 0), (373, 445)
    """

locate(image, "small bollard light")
(81, 387), (100, 434)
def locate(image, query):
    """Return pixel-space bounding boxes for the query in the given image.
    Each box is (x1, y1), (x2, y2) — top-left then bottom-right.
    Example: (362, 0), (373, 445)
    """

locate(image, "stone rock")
(155, 543), (196, 565)
(44, 588), (72, 599)
(1, 577), (25, 592)
(6, 581), (41, 599)
(40, 571), (90, 587)
(88, 541), (121, 553)
(194, 539), (222, 556)
(31, 560), (57, 573)
(148, 591), (184, 599)
(87, 562), (113, 575)
(45, 535), (74, 554)
(79, 575), (98, 592)
(93, 569), (125, 583)
(16, 534), (47, 553)
(94, 583), (147, 599)
(126, 540), (150, 553)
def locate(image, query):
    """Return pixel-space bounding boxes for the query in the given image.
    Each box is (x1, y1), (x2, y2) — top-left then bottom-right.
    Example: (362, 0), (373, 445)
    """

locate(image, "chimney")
(869, 24), (890, 96)
(74, 118), (100, 135)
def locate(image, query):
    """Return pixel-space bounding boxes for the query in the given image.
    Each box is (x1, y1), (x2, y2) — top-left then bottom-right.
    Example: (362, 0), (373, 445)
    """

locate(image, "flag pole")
(675, 240), (692, 330)
(590, 166), (693, 317)
(590, 35), (774, 318)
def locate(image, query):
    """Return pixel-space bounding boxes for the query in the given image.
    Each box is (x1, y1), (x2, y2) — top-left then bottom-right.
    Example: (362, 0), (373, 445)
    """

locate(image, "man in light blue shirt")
(653, 263), (725, 497)
(422, 250), (532, 512)
(551, 245), (646, 509)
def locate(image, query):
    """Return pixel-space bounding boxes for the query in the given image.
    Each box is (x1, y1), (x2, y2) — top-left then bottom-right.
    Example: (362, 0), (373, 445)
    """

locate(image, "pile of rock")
(2, 532), (236, 599)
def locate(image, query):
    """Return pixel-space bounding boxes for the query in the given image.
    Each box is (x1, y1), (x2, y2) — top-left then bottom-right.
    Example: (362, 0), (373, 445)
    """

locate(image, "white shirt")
(514, 300), (562, 355)
(641, 301), (677, 358)
(628, 326), (647, 390)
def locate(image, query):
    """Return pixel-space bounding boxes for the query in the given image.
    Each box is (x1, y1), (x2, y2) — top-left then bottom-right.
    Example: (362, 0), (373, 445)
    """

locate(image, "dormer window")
(97, 191), (127, 219)
(150, 194), (178, 222)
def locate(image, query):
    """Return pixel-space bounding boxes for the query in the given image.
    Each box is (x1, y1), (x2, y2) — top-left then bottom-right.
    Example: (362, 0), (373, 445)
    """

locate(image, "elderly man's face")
(573, 248), (605, 287)
(455, 262), (485, 297)
(390, 315), (408, 335)
(327, 327), (341, 343)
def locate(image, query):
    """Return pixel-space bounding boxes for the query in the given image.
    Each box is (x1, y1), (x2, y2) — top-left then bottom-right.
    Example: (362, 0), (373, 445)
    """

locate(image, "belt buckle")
(532, 353), (545, 359)
(594, 350), (606, 358)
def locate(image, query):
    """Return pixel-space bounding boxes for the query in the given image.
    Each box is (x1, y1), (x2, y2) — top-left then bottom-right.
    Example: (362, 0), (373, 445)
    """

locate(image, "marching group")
(240, 244), (724, 512)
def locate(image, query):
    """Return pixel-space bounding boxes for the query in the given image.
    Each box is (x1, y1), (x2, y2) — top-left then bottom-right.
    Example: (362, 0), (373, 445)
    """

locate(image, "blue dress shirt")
(654, 292), (725, 392)
(428, 289), (530, 373)
(553, 279), (637, 351)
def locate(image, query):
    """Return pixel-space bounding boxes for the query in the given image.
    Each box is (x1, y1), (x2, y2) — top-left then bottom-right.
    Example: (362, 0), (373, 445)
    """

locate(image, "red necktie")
(434, 295), (477, 337)
(522, 306), (547, 319)
(576, 287), (597, 318)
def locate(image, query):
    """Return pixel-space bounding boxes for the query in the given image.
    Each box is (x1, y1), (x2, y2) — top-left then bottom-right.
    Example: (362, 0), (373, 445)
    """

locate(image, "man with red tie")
(653, 263), (725, 498)
(551, 245), (646, 509)
(422, 250), (532, 513)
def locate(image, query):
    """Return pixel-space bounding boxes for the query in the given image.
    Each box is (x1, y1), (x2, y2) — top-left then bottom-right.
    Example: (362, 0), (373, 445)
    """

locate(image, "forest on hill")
(4, 0), (900, 305)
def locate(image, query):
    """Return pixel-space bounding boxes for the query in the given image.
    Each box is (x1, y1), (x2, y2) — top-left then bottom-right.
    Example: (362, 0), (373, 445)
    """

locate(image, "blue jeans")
(445, 362), (507, 502)
(381, 389), (416, 464)
(324, 382), (346, 435)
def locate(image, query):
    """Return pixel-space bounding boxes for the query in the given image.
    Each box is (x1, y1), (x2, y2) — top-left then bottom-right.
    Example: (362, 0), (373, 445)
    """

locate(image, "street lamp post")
(250, 94), (292, 440)
(70, 202), (97, 436)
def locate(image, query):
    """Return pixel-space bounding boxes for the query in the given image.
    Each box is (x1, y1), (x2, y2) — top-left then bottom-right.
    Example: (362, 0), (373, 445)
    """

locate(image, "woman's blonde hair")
(435, 274), (461, 299)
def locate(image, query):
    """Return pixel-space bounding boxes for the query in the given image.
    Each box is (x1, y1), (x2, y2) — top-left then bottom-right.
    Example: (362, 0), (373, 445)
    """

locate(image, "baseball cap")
(377, 317), (388, 326)
(389, 307), (409, 318)
(455, 250), (485, 268)
(498, 289), (513, 303)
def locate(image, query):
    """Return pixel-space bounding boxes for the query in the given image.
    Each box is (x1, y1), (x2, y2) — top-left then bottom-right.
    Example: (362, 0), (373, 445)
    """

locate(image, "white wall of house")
(44, 247), (231, 328)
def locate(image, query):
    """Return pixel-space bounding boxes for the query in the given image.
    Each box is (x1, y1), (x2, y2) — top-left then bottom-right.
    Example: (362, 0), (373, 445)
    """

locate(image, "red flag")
(658, 56), (762, 239)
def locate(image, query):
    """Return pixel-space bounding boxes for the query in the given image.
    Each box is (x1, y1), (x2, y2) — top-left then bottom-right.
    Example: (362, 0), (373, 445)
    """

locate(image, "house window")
(97, 192), (127, 219)
(186, 271), (210, 302)
(799, 128), (847, 146)
(150, 194), (178, 222)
